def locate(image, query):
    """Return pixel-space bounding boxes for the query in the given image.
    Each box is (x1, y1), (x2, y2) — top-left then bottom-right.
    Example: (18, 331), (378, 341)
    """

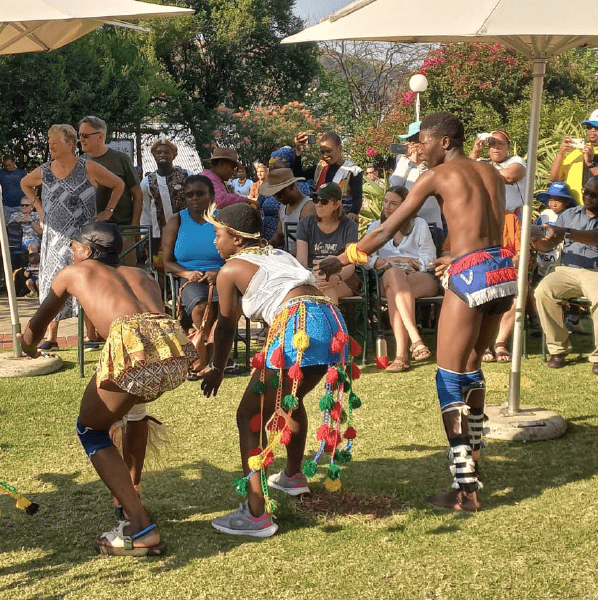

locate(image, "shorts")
(96, 313), (197, 401)
(443, 247), (517, 315)
(179, 279), (219, 316)
(265, 296), (349, 369)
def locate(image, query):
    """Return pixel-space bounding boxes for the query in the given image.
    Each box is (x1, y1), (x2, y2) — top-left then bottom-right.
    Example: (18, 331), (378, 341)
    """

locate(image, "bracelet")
(107, 207), (115, 213)
(346, 243), (368, 265)
(211, 364), (224, 373)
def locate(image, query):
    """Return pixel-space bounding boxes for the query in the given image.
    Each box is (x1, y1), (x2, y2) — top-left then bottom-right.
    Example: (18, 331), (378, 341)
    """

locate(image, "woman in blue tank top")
(162, 175), (224, 376)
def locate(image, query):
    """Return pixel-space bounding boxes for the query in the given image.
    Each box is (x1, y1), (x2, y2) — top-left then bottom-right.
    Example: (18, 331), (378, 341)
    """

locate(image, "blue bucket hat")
(536, 182), (576, 207)
(398, 121), (421, 140)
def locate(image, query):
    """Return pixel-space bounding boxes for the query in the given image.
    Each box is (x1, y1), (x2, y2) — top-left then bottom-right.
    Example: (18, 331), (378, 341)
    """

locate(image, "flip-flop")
(95, 522), (166, 556)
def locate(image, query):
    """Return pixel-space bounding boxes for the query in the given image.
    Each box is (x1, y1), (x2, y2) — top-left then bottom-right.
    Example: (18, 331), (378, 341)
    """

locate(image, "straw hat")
(205, 147), (240, 167)
(259, 167), (305, 197)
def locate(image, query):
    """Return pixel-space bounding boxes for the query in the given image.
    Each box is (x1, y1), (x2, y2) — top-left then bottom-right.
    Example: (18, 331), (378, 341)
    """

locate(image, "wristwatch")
(106, 207), (115, 213)
(564, 228), (571, 242)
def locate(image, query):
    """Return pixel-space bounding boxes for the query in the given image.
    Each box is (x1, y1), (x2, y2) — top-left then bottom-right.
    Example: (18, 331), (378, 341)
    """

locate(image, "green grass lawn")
(2, 332), (598, 600)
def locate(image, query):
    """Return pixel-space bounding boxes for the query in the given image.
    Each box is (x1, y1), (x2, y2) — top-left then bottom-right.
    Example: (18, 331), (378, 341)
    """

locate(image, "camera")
(306, 133), (316, 145)
(390, 143), (408, 155)
(570, 137), (585, 150)
(530, 224), (547, 238)
(477, 133), (492, 141)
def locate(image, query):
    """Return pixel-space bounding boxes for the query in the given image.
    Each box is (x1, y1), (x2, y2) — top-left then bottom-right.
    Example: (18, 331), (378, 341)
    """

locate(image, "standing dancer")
(19, 222), (196, 554)
(201, 203), (361, 536)
(320, 113), (517, 511)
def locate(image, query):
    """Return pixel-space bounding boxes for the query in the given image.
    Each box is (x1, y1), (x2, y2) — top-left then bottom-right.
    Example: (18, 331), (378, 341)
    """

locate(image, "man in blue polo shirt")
(0, 154), (27, 219)
(533, 176), (598, 373)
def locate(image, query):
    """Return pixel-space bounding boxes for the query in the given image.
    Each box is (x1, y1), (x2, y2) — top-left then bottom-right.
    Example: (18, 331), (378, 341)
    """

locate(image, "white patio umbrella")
(0, 0), (193, 358)
(284, 0), (598, 413)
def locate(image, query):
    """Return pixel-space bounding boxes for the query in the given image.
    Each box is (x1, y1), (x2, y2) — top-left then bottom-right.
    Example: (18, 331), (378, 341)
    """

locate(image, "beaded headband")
(203, 203), (262, 240)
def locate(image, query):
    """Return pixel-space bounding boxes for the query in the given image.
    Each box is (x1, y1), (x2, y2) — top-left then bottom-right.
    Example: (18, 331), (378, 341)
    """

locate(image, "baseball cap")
(536, 182), (576, 207)
(581, 109), (598, 128)
(314, 182), (342, 201)
(398, 121), (421, 140)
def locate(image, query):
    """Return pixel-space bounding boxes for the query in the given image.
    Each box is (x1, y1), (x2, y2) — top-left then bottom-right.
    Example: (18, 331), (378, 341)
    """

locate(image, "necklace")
(230, 246), (270, 260)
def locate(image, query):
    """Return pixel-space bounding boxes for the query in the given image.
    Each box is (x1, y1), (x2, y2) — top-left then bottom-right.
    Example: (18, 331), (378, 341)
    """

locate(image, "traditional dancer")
(201, 203), (361, 537)
(19, 221), (197, 554)
(320, 112), (517, 511)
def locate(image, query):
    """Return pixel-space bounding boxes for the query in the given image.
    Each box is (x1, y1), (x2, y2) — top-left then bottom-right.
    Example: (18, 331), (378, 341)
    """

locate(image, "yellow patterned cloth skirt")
(96, 313), (197, 401)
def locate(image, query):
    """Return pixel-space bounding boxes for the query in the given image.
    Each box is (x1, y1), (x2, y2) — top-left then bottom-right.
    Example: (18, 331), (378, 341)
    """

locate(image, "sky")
(293, 0), (353, 25)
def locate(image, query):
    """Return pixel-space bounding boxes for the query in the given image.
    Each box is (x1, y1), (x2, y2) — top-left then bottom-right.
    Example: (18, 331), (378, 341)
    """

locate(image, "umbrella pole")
(0, 196), (22, 357)
(508, 57), (547, 414)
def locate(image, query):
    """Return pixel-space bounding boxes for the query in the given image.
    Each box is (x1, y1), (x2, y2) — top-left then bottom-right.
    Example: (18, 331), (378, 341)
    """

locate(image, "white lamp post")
(409, 74), (428, 122)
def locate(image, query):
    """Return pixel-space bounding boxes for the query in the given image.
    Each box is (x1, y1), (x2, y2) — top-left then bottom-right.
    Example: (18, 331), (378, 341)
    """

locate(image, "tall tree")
(147, 0), (318, 154)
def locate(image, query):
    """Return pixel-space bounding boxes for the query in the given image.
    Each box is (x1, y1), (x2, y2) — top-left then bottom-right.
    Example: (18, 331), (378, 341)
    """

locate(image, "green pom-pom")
(327, 464), (341, 480)
(334, 449), (352, 464)
(340, 409), (347, 424)
(282, 394), (298, 410)
(319, 393), (335, 411)
(336, 366), (347, 382)
(269, 372), (280, 389)
(302, 460), (318, 478)
(343, 381), (352, 392)
(265, 497), (279, 514)
(232, 477), (249, 496)
(349, 392), (362, 409)
(252, 381), (267, 395)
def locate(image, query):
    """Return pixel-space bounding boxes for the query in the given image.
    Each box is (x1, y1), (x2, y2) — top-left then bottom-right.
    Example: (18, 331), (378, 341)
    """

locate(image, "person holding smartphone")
(549, 109), (598, 205)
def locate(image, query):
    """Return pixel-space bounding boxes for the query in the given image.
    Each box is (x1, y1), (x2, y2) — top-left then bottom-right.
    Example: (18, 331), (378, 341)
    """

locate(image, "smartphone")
(477, 132), (492, 141)
(530, 224), (547, 238)
(390, 143), (408, 155)
(306, 133), (316, 145)
(570, 137), (585, 150)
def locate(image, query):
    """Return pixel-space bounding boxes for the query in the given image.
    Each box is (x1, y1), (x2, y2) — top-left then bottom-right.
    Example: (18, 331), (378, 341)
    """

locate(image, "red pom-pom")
(324, 443), (334, 453)
(316, 424), (331, 440)
(267, 415), (286, 431)
(263, 451), (274, 467)
(249, 414), (262, 433)
(330, 331), (349, 353)
(326, 430), (342, 447)
(280, 427), (292, 445)
(326, 366), (339, 385)
(288, 363), (303, 380)
(330, 402), (342, 420)
(351, 362), (361, 380)
(249, 446), (263, 457)
(270, 347), (285, 369)
(349, 336), (362, 358)
(251, 351), (266, 369)
(344, 427), (357, 440)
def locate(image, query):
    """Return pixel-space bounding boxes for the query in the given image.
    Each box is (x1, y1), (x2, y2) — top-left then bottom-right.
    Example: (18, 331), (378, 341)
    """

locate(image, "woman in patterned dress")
(20, 124), (124, 349)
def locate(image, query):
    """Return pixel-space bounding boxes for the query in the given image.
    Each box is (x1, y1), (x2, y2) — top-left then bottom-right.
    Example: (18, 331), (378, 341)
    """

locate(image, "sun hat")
(581, 109), (598, 128)
(398, 121), (421, 140)
(536, 182), (576, 207)
(314, 182), (342, 201)
(259, 167), (305, 197)
(205, 147), (240, 167)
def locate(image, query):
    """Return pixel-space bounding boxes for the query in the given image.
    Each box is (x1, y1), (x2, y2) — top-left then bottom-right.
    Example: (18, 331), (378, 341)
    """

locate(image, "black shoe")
(84, 340), (102, 351)
(547, 354), (566, 369)
(37, 341), (58, 350)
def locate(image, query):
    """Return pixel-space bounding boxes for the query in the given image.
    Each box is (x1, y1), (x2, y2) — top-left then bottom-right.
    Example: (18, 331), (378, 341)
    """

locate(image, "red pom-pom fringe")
(499, 247), (514, 259)
(251, 351), (266, 369)
(249, 414), (262, 433)
(316, 424), (331, 440)
(326, 430), (342, 447)
(263, 451), (274, 467)
(249, 446), (263, 457)
(349, 336), (362, 358)
(288, 363), (303, 380)
(450, 250), (493, 274)
(351, 362), (361, 380)
(280, 427), (292, 445)
(330, 331), (349, 353)
(486, 267), (517, 286)
(344, 427), (357, 440)
(330, 402), (342, 421)
(269, 347), (285, 369)
(326, 366), (339, 385)
(324, 443), (334, 453)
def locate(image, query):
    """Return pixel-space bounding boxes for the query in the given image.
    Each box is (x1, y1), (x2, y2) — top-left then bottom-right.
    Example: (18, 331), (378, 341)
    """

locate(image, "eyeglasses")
(311, 196), (331, 205)
(78, 131), (102, 140)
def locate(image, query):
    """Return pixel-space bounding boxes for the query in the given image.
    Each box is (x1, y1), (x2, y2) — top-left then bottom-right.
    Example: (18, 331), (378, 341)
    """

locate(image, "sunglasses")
(21, 203), (32, 207)
(311, 196), (331, 205)
(78, 131), (101, 140)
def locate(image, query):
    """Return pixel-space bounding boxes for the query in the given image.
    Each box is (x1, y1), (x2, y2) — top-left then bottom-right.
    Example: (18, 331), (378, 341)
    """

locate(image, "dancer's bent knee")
(77, 418), (114, 457)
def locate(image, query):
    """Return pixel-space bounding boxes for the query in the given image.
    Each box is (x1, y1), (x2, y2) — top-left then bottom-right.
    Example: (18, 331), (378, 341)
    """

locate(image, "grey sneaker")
(267, 470), (310, 496)
(211, 502), (278, 537)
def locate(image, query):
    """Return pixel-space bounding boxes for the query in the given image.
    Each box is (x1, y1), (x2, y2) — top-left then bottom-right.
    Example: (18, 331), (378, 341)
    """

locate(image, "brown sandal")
(494, 342), (512, 363)
(410, 340), (432, 361)
(481, 347), (496, 362)
(386, 357), (410, 372)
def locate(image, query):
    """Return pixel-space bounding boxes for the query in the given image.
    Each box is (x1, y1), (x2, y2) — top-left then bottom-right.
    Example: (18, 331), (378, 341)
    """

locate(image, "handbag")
(177, 280), (214, 373)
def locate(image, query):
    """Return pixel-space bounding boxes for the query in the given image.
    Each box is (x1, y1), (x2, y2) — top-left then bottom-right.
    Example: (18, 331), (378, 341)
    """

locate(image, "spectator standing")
(202, 147), (246, 208)
(533, 175), (598, 373)
(231, 165), (253, 198)
(1, 154), (27, 220)
(20, 124), (124, 350)
(293, 132), (363, 221)
(549, 109), (598, 205)
(78, 116), (142, 267)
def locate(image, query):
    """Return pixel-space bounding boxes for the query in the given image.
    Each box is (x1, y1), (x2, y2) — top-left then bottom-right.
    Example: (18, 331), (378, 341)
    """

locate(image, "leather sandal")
(410, 340), (432, 361)
(386, 357), (410, 372)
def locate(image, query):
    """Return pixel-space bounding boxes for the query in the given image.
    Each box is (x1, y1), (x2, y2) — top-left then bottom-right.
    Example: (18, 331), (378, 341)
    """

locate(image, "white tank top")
(234, 247), (315, 324)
